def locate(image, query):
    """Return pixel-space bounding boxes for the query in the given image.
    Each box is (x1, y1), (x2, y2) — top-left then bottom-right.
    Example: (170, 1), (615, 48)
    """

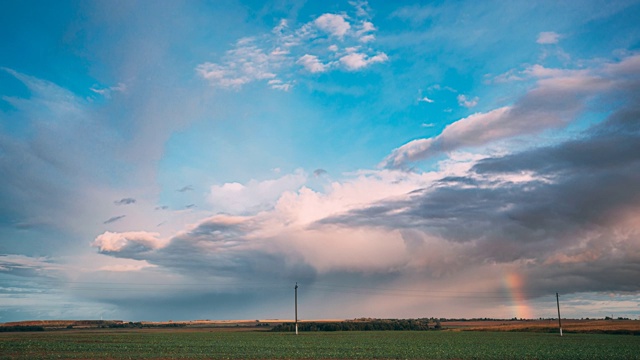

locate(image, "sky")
(1, 0), (640, 322)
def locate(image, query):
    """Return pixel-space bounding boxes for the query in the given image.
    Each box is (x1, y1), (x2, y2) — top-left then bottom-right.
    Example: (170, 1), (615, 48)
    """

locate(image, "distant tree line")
(271, 318), (439, 332)
(0, 325), (45, 332)
(103, 322), (186, 329)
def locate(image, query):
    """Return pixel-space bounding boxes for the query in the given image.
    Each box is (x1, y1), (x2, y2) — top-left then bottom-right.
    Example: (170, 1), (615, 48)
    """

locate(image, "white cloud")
(457, 94), (479, 108)
(359, 35), (375, 43)
(267, 79), (293, 91)
(340, 52), (388, 71)
(196, 2), (387, 90)
(349, 0), (371, 17)
(356, 20), (376, 42)
(491, 68), (525, 83)
(314, 14), (351, 38)
(537, 31), (561, 44)
(90, 82), (127, 98)
(273, 19), (288, 34)
(208, 169), (307, 214)
(297, 54), (329, 73)
(418, 96), (434, 103)
(359, 21), (375, 33)
(195, 38), (281, 89)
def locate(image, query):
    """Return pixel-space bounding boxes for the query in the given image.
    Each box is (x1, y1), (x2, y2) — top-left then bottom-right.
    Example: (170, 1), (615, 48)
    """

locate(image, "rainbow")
(503, 272), (533, 319)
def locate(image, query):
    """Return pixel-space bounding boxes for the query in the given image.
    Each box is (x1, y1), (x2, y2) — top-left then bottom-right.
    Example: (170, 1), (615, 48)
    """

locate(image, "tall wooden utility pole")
(556, 292), (563, 337)
(295, 282), (299, 335)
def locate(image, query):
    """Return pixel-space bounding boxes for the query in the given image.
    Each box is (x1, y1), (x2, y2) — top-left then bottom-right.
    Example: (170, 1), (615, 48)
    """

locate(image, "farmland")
(1, 328), (639, 359)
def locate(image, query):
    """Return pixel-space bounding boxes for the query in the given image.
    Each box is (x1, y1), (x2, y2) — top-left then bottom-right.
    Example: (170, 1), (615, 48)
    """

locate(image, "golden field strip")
(441, 319), (640, 333)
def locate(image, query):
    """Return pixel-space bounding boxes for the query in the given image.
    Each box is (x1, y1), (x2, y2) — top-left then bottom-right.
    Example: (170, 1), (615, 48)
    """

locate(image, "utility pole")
(556, 292), (563, 337)
(295, 282), (299, 335)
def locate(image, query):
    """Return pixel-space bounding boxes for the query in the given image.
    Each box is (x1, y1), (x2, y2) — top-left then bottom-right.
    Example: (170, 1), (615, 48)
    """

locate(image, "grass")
(1, 329), (639, 359)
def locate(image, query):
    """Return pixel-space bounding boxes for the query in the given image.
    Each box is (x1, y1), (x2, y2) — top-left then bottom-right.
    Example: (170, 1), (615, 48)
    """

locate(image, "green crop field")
(1, 329), (639, 359)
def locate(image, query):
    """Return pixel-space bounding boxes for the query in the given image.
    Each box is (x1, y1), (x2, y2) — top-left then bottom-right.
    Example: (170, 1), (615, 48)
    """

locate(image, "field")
(1, 328), (640, 359)
(441, 319), (640, 334)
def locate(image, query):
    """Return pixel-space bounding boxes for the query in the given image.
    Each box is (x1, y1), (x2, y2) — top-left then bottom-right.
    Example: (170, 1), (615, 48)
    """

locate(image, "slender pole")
(556, 292), (563, 337)
(295, 282), (298, 335)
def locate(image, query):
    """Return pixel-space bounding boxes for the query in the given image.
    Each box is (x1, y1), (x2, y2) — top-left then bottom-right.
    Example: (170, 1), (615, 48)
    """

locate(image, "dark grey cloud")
(114, 198), (136, 205)
(155, 205), (169, 210)
(177, 185), (194, 192)
(94, 215), (316, 284)
(318, 103), (640, 297)
(0, 255), (61, 279)
(156, 218), (315, 282)
(103, 215), (126, 224)
(185, 204), (197, 209)
(313, 168), (328, 177)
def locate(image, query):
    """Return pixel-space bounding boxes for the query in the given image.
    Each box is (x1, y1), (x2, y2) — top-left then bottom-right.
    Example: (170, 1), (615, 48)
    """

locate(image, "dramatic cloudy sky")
(2, 0), (640, 322)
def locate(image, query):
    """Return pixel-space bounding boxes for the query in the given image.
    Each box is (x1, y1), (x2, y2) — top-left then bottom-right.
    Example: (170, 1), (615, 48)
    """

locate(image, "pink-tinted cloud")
(381, 56), (637, 169)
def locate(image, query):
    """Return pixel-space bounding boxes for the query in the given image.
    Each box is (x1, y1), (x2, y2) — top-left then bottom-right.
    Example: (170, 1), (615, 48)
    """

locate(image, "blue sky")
(1, 0), (640, 322)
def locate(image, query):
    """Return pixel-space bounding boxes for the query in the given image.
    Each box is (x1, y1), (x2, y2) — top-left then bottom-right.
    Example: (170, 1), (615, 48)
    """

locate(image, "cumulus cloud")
(196, 38), (279, 89)
(381, 55), (639, 169)
(418, 96), (434, 103)
(314, 14), (351, 38)
(355, 20), (376, 43)
(457, 94), (479, 108)
(297, 54), (328, 73)
(209, 169), (307, 214)
(340, 52), (388, 71)
(114, 197), (136, 205)
(196, 1), (387, 90)
(94, 169), (446, 280)
(537, 31), (561, 44)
